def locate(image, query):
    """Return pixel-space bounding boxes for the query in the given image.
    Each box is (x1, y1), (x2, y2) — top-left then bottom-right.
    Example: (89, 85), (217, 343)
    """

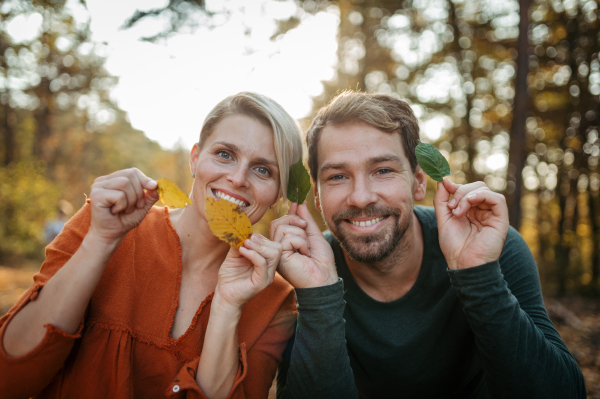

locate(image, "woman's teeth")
(350, 217), (383, 227)
(215, 190), (248, 207)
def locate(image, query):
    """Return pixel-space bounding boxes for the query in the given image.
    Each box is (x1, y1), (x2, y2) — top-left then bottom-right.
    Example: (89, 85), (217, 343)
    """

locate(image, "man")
(272, 92), (585, 398)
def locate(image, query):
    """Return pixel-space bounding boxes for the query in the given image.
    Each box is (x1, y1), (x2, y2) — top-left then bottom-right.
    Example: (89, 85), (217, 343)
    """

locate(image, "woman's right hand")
(89, 168), (159, 245)
(270, 202), (338, 288)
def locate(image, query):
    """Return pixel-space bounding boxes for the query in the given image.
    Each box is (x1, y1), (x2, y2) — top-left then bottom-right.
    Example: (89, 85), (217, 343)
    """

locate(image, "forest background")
(1, 0), (599, 396)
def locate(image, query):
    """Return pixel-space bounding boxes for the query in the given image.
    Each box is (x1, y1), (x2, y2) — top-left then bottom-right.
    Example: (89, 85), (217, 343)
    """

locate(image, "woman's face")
(190, 113), (280, 225)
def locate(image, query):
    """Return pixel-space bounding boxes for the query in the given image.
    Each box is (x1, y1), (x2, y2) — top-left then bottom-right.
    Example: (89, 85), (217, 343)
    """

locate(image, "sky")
(4, 0), (452, 152)
(83, 0), (339, 149)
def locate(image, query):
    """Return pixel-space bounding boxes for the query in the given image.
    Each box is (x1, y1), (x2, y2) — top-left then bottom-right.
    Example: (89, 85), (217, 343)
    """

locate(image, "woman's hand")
(214, 233), (282, 311)
(271, 202), (338, 289)
(89, 168), (159, 245)
(434, 179), (509, 270)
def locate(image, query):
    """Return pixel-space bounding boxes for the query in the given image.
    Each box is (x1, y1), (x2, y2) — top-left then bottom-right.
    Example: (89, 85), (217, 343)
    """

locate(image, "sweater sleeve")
(447, 227), (586, 399)
(166, 290), (298, 399)
(277, 279), (358, 399)
(0, 204), (91, 399)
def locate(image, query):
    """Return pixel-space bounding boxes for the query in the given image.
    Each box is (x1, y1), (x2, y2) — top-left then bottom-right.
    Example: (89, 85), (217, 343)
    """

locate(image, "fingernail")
(251, 234), (260, 242)
(148, 180), (157, 188)
(299, 218), (307, 224)
(468, 193), (476, 199)
(452, 206), (461, 214)
(449, 198), (456, 207)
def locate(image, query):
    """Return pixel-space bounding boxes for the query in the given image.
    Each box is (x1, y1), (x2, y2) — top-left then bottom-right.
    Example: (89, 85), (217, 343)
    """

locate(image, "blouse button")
(172, 385), (180, 393)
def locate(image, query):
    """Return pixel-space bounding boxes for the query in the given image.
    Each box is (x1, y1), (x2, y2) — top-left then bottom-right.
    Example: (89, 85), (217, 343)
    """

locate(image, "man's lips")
(211, 189), (250, 207)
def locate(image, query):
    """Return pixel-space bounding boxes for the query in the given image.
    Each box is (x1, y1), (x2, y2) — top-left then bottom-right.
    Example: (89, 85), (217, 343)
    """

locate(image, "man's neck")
(344, 212), (424, 303)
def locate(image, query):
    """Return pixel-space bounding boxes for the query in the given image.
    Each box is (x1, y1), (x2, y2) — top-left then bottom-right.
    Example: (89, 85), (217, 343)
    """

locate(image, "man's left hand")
(433, 179), (509, 270)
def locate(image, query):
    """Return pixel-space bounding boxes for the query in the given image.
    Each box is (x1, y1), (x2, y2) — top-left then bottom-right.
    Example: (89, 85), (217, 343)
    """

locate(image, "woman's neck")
(169, 206), (231, 276)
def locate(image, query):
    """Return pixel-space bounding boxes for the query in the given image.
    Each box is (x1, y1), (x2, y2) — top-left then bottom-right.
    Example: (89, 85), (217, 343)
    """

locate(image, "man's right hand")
(270, 202), (338, 288)
(89, 168), (159, 245)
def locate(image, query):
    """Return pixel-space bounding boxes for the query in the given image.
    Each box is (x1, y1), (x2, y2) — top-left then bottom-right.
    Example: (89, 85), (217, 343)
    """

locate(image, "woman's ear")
(413, 165), (427, 202)
(190, 143), (200, 177)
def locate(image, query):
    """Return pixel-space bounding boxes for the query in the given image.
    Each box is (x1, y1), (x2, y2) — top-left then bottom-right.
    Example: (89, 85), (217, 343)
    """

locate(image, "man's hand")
(270, 202), (338, 288)
(433, 179), (509, 270)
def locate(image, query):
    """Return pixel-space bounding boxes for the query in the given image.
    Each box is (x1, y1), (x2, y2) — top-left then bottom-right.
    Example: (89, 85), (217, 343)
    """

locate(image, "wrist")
(81, 232), (123, 262)
(211, 291), (244, 321)
(302, 270), (339, 289)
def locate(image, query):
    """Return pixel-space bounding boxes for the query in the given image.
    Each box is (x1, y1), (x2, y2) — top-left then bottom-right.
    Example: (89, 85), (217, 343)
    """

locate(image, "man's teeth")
(215, 191), (248, 207)
(350, 217), (383, 227)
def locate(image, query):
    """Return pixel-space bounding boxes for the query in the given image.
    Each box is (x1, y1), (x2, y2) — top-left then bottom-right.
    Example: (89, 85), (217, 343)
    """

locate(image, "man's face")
(315, 121), (426, 264)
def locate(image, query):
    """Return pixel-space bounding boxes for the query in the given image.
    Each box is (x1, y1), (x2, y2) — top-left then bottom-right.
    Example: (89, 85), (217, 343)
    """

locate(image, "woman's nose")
(227, 165), (249, 188)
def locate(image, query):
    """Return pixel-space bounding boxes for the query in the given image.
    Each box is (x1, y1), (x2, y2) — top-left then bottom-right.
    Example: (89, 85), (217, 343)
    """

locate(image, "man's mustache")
(332, 205), (400, 225)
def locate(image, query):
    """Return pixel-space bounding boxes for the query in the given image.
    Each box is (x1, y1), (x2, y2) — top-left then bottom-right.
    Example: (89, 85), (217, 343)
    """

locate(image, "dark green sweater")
(278, 206), (586, 399)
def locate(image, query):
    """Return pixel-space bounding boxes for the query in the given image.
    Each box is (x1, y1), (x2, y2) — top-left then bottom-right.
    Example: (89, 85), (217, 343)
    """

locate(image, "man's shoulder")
(414, 205), (437, 228)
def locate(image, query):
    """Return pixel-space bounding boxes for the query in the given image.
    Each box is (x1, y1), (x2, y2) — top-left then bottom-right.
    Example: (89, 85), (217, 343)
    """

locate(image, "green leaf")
(415, 141), (451, 182)
(287, 158), (311, 204)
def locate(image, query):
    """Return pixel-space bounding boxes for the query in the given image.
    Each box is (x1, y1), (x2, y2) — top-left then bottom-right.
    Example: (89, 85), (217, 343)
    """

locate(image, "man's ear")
(413, 165), (427, 202)
(313, 179), (322, 212)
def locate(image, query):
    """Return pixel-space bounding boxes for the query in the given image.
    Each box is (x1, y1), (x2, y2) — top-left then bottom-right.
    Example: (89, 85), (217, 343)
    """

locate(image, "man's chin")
(332, 226), (400, 264)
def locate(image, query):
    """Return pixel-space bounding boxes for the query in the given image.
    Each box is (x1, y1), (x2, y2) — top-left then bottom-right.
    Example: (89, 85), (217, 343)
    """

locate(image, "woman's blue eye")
(330, 175), (344, 181)
(217, 150), (232, 160)
(256, 166), (270, 176)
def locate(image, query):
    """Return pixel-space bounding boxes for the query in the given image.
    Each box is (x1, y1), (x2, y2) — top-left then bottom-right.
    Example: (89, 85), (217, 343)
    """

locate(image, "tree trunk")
(507, 0), (530, 230)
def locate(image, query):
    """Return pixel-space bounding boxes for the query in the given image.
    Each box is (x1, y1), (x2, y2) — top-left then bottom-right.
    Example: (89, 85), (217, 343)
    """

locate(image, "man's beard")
(328, 204), (412, 264)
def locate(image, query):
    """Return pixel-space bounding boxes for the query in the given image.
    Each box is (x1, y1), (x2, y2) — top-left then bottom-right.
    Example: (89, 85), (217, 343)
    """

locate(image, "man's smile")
(344, 216), (389, 233)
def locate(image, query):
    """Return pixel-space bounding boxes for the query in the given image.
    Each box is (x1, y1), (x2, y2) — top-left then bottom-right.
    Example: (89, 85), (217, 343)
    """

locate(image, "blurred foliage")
(0, 0), (190, 262)
(0, 161), (60, 259)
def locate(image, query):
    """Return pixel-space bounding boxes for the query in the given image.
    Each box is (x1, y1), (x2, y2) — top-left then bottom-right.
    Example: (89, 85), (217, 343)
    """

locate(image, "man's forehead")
(318, 121), (408, 166)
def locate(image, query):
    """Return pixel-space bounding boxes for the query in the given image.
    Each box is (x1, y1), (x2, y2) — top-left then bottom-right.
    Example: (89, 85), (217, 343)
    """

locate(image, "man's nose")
(347, 176), (377, 209)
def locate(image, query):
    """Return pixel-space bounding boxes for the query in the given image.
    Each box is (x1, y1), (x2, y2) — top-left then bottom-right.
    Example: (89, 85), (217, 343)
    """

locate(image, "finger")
(142, 188), (160, 212)
(124, 169), (146, 209)
(295, 203), (322, 237)
(288, 202), (298, 216)
(465, 190), (508, 220)
(92, 188), (129, 215)
(433, 180), (453, 221)
(238, 247), (272, 287)
(447, 181), (487, 210)
(245, 234), (282, 266)
(99, 176), (140, 214)
(442, 178), (459, 195)
(272, 224), (308, 244)
(270, 214), (308, 240)
(452, 186), (491, 217)
(281, 233), (310, 256)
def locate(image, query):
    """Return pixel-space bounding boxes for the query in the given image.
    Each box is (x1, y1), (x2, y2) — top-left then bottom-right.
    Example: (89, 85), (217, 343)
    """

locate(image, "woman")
(0, 92), (303, 398)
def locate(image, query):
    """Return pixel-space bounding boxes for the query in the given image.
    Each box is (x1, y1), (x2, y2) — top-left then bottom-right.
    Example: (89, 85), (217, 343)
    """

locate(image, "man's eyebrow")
(213, 141), (278, 167)
(319, 162), (349, 175)
(367, 155), (403, 166)
(320, 155), (403, 175)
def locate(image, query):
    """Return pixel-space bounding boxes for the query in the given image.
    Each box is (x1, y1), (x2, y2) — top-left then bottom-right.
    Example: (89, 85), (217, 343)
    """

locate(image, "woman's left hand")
(214, 233), (282, 312)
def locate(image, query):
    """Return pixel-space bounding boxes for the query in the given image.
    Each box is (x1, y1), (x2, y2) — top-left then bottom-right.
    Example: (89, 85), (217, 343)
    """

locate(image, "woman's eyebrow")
(213, 141), (278, 167)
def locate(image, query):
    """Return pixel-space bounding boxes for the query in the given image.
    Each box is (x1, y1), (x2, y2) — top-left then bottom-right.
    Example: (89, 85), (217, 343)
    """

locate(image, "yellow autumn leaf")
(205, 196), (252, 247)
(157, 178), (193, 208)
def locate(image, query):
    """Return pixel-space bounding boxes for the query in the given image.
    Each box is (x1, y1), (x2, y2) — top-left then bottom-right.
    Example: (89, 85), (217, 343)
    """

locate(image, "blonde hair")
(306, 91), (420, 182)
(199, 92), (303, 202)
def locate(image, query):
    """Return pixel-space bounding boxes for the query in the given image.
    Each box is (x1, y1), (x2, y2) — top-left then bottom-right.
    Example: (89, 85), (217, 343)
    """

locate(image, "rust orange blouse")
(0, 204), (297, 398)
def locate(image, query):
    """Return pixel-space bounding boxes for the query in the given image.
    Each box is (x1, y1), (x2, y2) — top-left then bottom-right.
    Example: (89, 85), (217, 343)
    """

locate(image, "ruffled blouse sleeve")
(0, 204), (91, 398)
